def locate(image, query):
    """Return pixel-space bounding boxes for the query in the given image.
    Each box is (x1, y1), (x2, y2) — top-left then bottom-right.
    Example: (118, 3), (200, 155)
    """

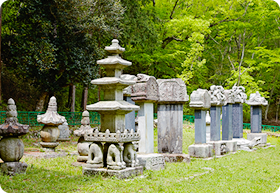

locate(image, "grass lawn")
(1, 124), (280, 193)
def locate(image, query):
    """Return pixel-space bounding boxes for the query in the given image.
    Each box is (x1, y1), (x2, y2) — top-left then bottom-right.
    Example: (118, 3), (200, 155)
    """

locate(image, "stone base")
(40, 142), (59, 151)
(223, 140), (237, 152)
(160, 154), (190, 163)
(207, 141), (229, 156)
(137, 153), (165, 170)
(188, 144), (213, 158)
(83, 166), (143, 179)
(247, 133), (267, 144)
(57, 138), (70, 142)
(0, 162), (28, 176)
(77, 156), (88, 162)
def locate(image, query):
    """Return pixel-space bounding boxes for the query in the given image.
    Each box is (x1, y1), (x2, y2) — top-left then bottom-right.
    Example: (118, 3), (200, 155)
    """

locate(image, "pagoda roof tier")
(97, 55), (131, 69)
(91, 77), (136, 87)
(87, 101), (140, 112)
(105, 39), (125, 54)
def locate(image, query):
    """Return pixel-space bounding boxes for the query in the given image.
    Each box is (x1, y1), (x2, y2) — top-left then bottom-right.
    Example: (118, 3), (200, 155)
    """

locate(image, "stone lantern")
(246, 91), (268, 144)
(0, 98), (29, 175)
(82, 39), (142, 178)
(37, 96), (66, 151)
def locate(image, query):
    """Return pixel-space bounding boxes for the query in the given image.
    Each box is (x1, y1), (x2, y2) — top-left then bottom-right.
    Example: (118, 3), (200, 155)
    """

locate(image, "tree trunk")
(276, 98), (279, 121)
(0, 6), (2, 103)
(35, 91), (48, 111)
(82, 87), (88, 111)
(70, 85), (76, 112)
(265, 86), (274, 120)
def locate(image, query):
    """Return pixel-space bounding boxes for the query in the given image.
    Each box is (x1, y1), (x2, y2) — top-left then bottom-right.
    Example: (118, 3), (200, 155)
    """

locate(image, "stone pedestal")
(195, 110), (206, 144)
(223, 140), (237, 152)
(83, 166), (143, 179)
(124, 96), (136, 131)
(232, 103), (243, 138)
(137, 153), (165, 170)
(207, 141), (227, 156)
(222, 104), (233, 140)
(210, 106), (221, 141)
(137, 102), (154, 154)
(247, 133), (267, 144)
(188, 144), (213, 158)
(157, 104), (183, 153)
(250, 106), (262, 133)
(0, 162), (28, 176)
(161, 154), (191, 163)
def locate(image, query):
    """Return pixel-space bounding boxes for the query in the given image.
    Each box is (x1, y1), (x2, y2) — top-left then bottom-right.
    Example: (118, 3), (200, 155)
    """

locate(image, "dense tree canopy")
(1, 0), (280, 121)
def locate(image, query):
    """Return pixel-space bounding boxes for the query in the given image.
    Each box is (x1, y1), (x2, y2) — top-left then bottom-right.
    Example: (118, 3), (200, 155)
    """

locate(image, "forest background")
(0, 0), (280, 124)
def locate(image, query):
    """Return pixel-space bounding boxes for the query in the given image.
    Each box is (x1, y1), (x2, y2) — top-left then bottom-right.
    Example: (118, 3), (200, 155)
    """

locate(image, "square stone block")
(83, 166), (143, 179)
(223, 140), (237, 152)
(188, 144), (213, 158)
(207, 141), (228, 156)
(137, 153), (165, 170)
(247, 133), (267, 144)
(0, 162), (28, 176)
(160, 153), (190, 163)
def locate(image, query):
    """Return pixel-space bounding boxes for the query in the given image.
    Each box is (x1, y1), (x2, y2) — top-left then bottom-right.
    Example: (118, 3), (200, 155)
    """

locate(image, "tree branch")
(162, 36), (183, 49)
(170, 0), (179, 19)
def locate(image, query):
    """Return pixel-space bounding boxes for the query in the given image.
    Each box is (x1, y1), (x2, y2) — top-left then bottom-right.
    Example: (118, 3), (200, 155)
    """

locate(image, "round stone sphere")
(40, 125), (60, 142)
(0, 137), (24, 162)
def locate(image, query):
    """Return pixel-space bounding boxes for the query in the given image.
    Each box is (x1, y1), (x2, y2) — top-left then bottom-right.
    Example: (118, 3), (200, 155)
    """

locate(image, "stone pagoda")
(83, 39), (142, 178)
(0, 99), (29, 175)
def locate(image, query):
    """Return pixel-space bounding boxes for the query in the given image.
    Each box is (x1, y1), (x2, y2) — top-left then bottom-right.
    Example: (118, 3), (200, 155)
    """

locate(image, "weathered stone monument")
(188, 89), (213, 158)
(222, 89), (234, 140)
(37, 96), (67, 151)
(74, 111), (94, 162)
(156, 78), (190, 162)
(82, 39), (143, 178)
(131, 74), (165, 170)
(122, 74), (137, 132)
(232, 86), (247, 138)
(0, 99), (29, 175)
(57, 121), (70, 141)
(246, 91), (268, 144)
(131, 74), (158, 154)
(207, 85), (230, 156)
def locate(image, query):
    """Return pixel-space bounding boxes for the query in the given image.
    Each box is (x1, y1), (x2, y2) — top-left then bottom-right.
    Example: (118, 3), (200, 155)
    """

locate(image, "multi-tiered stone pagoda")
(82, 39), (142, 178)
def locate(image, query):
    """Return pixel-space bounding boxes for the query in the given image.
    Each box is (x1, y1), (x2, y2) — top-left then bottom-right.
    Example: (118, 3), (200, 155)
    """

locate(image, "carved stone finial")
(189, 89), (211, 110)
(209, 85), (226, 106)
(232, 86), (247, 103)
(224, 89), (235, 104)
(246, 91), (268, 106)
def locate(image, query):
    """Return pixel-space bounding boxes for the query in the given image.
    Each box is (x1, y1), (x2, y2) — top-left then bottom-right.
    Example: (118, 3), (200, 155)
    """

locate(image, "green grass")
(1, 124), (280, 193)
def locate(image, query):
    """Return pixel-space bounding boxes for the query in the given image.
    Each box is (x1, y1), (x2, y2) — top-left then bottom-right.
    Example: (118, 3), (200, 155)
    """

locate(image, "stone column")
(232, 86), (247, 139)
(131, 74), (159, 154)
(222, 89), (234, 140)
(188, 89), (213, 158)
(156, 79), (189, 162)
(246, 91), (268, 144)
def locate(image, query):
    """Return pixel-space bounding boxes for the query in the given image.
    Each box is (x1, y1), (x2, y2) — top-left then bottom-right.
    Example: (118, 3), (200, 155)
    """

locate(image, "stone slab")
(157, 104), (183, 154)
(188, 144), (213, 158)
(0, 162), (28, 176)
(194, 110), (206, 144)
(250, 106), (262, 133)
(137, 153), (165, 170)
(232, 103), (243, 138)
(207, 141), (229, 156)
(83, 166), (143, 179)
(124, 96), (136, 131)
(210, 106), (221, 141)
(247, 133), (267, 144)
(160, 154), (190, 163)
(222, 104), (233, 140)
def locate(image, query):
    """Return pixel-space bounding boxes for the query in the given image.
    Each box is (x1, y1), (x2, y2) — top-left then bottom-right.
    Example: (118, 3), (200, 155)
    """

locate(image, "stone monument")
(0, 98), (29, 175)
(122, 74), (137, 132)
(246, 91), (268, 144)
(156, 78), (190, 162)
(74, 110), (94, 162)
(82, 39), (143, 178)
(131, 74), (165, 170)
(232, 86), (247, 138)
(37, 96), (66, 151)
(188, 89), (213, 158)
(57, 121), (70, 141)
(207, 85), (230, 156)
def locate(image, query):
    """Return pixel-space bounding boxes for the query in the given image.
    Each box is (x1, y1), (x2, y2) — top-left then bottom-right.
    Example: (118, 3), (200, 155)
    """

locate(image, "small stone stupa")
(37, 96), (66, 151)
(82, 39), (142, 178)
(0, 98), (29, 175)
